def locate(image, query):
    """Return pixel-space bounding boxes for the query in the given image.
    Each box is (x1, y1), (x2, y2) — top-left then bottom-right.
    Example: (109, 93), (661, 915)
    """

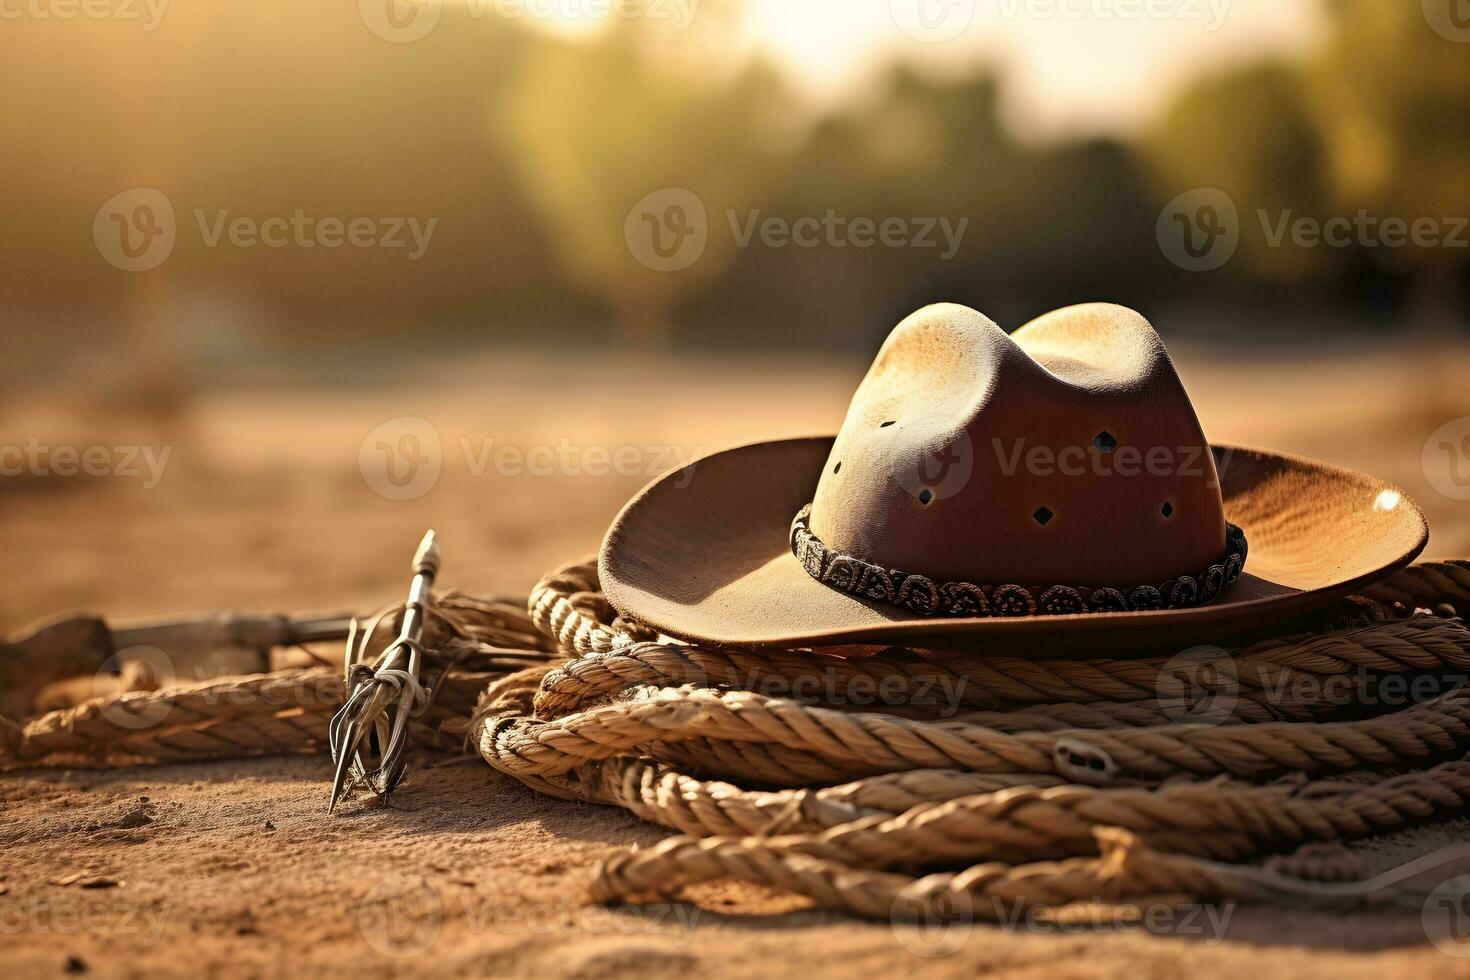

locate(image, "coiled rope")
(492, 557), (1470, 916)
(5, 558), (1470, 922)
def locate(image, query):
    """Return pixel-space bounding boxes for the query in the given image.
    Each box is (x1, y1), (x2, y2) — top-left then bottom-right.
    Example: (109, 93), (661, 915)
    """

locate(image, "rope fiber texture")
(5, 556), (1470, 923)
(487, 558), (1470, 917)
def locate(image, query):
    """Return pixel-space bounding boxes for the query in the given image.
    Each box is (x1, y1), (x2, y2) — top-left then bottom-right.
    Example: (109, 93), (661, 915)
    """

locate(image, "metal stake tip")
(413, 529), (440, 574)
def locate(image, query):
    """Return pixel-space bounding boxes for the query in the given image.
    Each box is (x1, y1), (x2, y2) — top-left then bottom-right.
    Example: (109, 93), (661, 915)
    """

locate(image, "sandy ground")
(3, 344), (1470, 978)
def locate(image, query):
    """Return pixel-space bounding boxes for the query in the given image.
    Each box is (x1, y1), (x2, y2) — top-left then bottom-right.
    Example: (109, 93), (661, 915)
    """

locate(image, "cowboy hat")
(599, 303), (1428, 651)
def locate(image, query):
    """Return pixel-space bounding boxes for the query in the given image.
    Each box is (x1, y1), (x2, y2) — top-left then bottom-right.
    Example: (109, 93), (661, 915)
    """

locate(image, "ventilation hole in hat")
(918, 488), (934, 505)
(833, 461), (841, 474)
(880, 420), (896, 428)
(1161, 501), (1174, 518)
(1033, 506), (1054, 526)
(1093, 430), (1117, 452)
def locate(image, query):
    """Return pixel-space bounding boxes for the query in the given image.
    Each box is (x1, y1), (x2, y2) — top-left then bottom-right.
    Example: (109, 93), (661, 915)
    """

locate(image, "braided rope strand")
(7, 556), (1470, 920)
(500, 558), (1470, 911)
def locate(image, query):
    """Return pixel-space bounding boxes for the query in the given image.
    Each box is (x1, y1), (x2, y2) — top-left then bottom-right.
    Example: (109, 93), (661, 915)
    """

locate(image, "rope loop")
(9, 554), (1470, 920)
(1052, 738), (1118, 786)
(491, 556), (1470, 913)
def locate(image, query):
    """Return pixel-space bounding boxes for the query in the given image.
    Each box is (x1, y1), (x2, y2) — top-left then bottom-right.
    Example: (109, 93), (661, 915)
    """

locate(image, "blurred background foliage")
(2, 0), (1467, 401)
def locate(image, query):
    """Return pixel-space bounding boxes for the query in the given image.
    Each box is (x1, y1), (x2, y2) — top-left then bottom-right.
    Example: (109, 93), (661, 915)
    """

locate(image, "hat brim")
(599, 438), (1428, 653)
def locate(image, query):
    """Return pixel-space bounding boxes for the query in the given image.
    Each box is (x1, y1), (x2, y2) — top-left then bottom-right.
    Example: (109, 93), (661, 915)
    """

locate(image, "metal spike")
(328, 718), (359, 813)
(413, 529), (440, 575)
(326, 531), (442, 812)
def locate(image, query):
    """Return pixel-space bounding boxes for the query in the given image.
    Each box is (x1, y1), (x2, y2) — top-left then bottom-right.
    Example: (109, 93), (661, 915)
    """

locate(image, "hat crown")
(808, 302), (1226, 589)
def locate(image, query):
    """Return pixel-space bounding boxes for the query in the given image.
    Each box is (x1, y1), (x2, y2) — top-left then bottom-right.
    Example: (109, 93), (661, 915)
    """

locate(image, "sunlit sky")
(536, 0), (1323, 141)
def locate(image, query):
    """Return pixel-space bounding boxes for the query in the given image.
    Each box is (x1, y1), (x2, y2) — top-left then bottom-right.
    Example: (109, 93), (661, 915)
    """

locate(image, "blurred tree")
(1307, 0), (1470, 332)
(693, 66), (1030, 345)
(1303, 0), (1470, 421)
(1143, 61), (1329, 286)
(8, 0), (1466, 386)
(186, 10), (572, 343)
(492, 5), (793, 342)
(998, 137), (1161, 322)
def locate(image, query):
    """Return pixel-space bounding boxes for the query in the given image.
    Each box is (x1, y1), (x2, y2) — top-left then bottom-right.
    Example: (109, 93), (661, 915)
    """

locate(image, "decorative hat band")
(789, 503), (1248, 618)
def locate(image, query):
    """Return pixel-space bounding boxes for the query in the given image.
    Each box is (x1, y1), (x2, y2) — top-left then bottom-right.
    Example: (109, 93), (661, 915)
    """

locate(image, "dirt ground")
(3, 344), (1470, 978)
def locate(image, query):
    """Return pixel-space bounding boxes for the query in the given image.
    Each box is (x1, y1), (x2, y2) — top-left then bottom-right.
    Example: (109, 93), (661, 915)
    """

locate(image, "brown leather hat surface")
(599, 303), (1428, 651)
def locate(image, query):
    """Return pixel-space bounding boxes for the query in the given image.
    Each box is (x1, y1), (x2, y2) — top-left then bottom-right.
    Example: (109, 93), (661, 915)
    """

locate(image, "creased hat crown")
(806, 302), (1227, 591)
